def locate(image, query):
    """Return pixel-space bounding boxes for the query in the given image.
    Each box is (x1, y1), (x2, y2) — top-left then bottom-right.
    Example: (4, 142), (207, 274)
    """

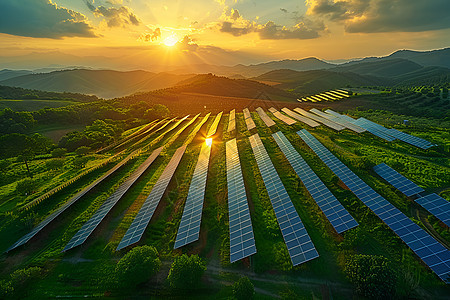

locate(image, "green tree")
(72, 156), (89, 169)
(345, 255), (396, 299)
(115, 246), (160, 287)
(233, 276), (254, 300)
(144, 104), (170, 120)
(46, 158), (65, 170)
(16, 178), (37, 195)
(75, 146), (90, 156)
(0, 267), (42, 299)
(51, 148), (67, 158)
(167, 254), (206, 289)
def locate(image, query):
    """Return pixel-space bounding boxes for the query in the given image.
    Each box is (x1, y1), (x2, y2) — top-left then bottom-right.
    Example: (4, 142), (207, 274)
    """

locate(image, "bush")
(345, 255), (396, 299)
(233, 276), (254, 300)
(75, 146), (90, 156)
(51, 148), (67, 158)
(0, 267), (42, 298)
(72, 156), (89, 168)
(16, 178), (37, 195)
(167, 254), (206, 289)
(46, 158), (65, 170)
(144, 104), (170, 120)
(115, 246), (160, 287)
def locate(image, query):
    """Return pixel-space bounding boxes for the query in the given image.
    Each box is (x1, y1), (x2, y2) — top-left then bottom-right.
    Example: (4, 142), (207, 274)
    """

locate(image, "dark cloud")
(219, 9), (255, 36)
(258, 19), (325, 40)
(307, 0), (450, 33)
(220, 21), (254, 36)
(280, 8), (288, 13)
(85, 0), (141, 28)
(139, 28), (161, 42)
(0, 0), (97, 39)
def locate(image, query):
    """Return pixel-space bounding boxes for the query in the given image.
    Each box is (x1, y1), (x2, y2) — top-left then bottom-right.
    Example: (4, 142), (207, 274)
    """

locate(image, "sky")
(0, 0), (449, 70)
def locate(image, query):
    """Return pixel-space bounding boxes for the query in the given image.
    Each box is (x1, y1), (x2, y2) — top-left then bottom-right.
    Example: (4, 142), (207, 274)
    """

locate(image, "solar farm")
(1, 105), (449, 298)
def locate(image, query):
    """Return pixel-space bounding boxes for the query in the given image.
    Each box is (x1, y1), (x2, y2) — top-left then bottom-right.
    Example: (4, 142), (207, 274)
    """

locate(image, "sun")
(163, 35), (179, 47)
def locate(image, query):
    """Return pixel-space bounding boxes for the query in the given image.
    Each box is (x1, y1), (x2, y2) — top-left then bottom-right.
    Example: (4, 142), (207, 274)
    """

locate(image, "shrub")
(51, 148), (67, 158)
(167, 254), (206, 289)
(72, 156), (89, 169)
(232, 276), (254, 300)
(75, 146), (90, 156)
(16, 178), (37, 195)
(46, 158), (65, 170)
(115, 246), (160, 287)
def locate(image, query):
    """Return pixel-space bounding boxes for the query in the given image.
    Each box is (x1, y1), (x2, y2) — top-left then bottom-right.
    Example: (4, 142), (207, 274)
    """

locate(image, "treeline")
(0, 85), (99, 102)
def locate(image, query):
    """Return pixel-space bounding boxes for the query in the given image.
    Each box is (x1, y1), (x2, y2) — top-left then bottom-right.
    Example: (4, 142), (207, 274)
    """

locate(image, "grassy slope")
(0, 99), (78, 111)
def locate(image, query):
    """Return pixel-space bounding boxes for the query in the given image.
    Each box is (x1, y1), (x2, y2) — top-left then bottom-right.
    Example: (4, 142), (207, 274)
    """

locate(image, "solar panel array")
(6, 151), (137, 252)
(309, 109), (365, 133)
(163, 114), (199, 150)
(227, 109), (236, 132)
(297, 129), (450, 283)
(281, 108), (320, 127)
(226, 139), (257, 262)
(256, 107), (276, 127)
(183, 113), (211, 146)
(294, 108), (345, 131)
(249, 133), (319, 266)
(116, 145), (187, 251)
(243, 108), (256, 130)
(207, 111), (223, 137)
(272, 131), (358, 234)
(386, 128), (434, 149)
(352, 118), (396, 141)
(63, 147), (163, 252)
(269, 107), (296, 125)
(415, 194), (450, 228)
(373, 163), (424, 197)
(174, 141), (212, 248)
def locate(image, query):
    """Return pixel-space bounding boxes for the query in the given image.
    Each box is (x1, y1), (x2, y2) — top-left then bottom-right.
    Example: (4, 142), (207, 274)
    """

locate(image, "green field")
(0, 99), (78, 111)
(1, 107), (449, 299)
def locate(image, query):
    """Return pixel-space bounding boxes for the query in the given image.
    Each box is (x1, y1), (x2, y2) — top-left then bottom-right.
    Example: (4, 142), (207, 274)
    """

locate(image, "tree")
(72, 156), (89, 169)
(167, 254), (206, 289)
(15, 178), (37, 195)
(75, 146), (90, 156)
(115, 246), (160, 287)
(144, 104), (170, 120)
(51, 148), (67, 158)
(345, 255), (396, 299)
(233, 276), (254, 300)
(46, 158), (65, 170)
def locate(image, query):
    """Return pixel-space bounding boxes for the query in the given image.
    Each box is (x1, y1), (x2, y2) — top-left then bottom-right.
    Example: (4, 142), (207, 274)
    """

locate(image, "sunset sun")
(163, 35), (179, 47)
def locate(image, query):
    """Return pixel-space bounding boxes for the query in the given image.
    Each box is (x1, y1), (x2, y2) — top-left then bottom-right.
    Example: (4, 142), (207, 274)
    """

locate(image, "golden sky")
(0, 0), (449, 69)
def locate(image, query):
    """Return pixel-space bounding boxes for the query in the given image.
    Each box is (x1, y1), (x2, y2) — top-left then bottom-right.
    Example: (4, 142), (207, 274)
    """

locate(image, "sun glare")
(163, 35), (179, 47)
(205, 138), (212, 147)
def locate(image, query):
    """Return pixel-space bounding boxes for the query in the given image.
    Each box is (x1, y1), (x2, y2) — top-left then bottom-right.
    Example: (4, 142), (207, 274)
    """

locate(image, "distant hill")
(0, 69), (195, 99)
(252, 69), (387, 95)
(0, 85), (98, 102)
(0, 69), (33, 81)
(332, 59), (423, 78)
(162, 73), (296, 101)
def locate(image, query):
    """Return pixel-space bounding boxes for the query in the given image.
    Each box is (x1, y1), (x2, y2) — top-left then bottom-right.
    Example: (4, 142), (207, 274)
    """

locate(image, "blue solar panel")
(373, 163), (424, 197)
(226, 139), (257, 262)
(174, 141), (212, 248)
(386, 129), (434, 150)
(298, 129), (450, 284)
(116, 145), (186, 251)
(352, 118), (396, 141)
(63, 147), (163, 252)
(249, 133), (319, 266)
(416, 194), (450, 227)
(272, 131), (358, 234)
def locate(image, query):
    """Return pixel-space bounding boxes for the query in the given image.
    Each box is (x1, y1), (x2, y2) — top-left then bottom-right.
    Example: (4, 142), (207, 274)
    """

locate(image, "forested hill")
(0, 85), (99, 102)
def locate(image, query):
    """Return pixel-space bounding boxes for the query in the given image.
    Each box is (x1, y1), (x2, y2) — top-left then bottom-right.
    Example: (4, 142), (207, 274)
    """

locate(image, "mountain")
(252, 69), (387, 95)
(0, 69), (195, 99)
(332, 59), (424, 78)
(0, 85), (98, 102)
(0, 69), (33, 81)
(387, 48), (450, 68)
(158, 73), (296, 101)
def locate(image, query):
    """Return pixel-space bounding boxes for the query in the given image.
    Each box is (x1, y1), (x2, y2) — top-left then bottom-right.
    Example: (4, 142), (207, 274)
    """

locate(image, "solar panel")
(207, 112), (223, 137)
(386, 129), (433, 150)
(309, 109), (365, 133)
(226, 139), (257, 262)
(373, 163), (424, 197)
(174, 141), (212, 248)
(163, 114), (199, 150)
(116, 145), (186, 251)
(183, 113), (211, 146)
(243, 108), (256, 130)
(255, 107), (276, 127)
(63, 147), (163, 252)
(249, 133), (319, 266)
(415, 194), (450, 228)
(272, 131), (358, 234)
(294, 108), (345, 131)
(297, 129), (450, 283)
(227, 109), (236, 132)
(352, 118), (396, 141)
(6, 151), (136, 252)
(281, 108), (320, 127)
(269, 107), (296, 125)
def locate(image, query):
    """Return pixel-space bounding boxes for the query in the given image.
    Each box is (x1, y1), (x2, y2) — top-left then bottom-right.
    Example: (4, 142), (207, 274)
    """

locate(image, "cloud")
(0, 0), (97, 39)
(85, 0), (141, 28)
(139, 28), (161, 42)
(280, 8), (288, 13)
(216, 8), (325, 39)
(307, 0), (450, 33)
(177, 36), (199, 52)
